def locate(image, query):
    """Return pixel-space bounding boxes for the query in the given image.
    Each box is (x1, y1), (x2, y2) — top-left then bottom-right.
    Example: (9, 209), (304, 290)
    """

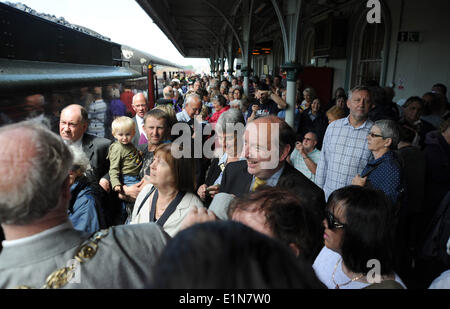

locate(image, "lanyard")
(149, 189), (186, 227)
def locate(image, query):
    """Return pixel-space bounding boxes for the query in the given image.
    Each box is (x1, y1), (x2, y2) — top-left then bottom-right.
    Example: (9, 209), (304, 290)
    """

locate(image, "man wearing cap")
(171, 79), (183, 96)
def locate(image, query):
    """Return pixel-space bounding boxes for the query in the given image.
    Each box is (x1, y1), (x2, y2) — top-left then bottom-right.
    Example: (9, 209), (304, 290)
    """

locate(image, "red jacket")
(209, 106), (230, 124)
(120, 90), (135, 116)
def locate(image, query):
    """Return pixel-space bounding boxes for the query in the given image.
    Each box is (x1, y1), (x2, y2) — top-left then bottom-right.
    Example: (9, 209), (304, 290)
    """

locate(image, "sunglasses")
(325, 210), (346, 229)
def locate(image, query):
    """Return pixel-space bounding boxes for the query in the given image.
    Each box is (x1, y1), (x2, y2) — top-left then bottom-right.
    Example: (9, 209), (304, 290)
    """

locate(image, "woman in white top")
(130, 143), (204, 237)
(313, 185), (406, 289)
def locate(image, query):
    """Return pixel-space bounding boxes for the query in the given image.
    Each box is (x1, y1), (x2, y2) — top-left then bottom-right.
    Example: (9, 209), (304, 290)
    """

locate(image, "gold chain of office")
(15, 229), (110, 289)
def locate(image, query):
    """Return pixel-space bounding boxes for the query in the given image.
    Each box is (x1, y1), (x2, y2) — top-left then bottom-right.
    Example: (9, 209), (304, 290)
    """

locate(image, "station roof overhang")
(135, 0), (279, 59)
(135, 0), (355, 61)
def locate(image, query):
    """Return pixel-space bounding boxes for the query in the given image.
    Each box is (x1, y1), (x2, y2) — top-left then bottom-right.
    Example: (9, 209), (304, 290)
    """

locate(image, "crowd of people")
(0, 74), (449, 289)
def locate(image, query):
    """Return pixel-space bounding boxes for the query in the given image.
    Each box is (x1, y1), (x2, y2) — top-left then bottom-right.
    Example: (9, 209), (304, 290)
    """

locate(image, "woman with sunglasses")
(313, 186), (406, 289)
(352, 120), (404, 207)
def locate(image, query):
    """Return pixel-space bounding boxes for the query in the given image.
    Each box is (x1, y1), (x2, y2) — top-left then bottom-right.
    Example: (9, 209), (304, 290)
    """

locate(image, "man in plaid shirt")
(315, 86), (374, 200)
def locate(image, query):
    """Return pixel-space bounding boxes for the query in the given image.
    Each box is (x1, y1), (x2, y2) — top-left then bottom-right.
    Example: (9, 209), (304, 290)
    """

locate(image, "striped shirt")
(87, 99), (107, 138)
(315, 116), (373, 200)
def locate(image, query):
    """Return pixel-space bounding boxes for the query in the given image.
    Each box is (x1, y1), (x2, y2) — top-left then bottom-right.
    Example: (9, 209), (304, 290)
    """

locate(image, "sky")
(5, 0), (210, 72)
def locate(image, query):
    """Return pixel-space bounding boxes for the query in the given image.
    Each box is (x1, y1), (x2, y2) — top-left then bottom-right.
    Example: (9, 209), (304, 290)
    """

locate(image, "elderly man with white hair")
(176, 93), (202, 125)
(131, 93), (149, 147)
(0, 120), (170, 289)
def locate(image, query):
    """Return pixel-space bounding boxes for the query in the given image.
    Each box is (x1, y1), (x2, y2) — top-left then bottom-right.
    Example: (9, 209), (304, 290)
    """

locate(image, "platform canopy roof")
(136, 0), (353, 60)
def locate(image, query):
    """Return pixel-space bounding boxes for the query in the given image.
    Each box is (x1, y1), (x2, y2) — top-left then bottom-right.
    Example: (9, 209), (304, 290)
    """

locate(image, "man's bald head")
(59, 104), (88, 142)
(0, 128), (36, 196)
(132, 93), (148, 118)
(163, 86), (174, 99)
(0, 121), (73, 225)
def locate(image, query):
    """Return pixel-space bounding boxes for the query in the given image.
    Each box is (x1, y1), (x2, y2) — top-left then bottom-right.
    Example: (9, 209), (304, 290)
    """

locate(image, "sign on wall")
(398, 31), (421, 42)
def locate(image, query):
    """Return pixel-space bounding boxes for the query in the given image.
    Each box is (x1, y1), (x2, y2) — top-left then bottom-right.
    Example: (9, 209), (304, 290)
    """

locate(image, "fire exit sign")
(398, 31), (420, 42)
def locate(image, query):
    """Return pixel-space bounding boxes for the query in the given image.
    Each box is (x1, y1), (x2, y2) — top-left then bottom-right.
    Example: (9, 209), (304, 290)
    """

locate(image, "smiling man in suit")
(219, 115), (325, 220)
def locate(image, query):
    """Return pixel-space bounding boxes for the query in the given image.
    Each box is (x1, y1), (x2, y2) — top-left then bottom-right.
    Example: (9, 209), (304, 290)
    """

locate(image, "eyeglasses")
(325, 210), (346, 229)
(368, 132), (383, 138)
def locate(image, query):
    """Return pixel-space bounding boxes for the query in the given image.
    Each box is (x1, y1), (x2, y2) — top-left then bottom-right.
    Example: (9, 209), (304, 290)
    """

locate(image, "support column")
(216, 44), (221, 80)
(209, 54), (215, 77)
(271, 0), (302, 128)
(147, 64), (155, 109)
(241, 0), (254, 96)
(227, 33), (235, 80)
(219, 46), (226, 81)
(282, 63), (302, 126)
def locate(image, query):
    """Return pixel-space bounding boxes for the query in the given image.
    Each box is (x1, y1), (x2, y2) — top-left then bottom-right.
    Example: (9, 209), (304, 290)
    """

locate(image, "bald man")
(59, 104), (111, 181)
(131, 93), (149, 147)
(219, 116), (325, 221)
(0, 120), (170, 288)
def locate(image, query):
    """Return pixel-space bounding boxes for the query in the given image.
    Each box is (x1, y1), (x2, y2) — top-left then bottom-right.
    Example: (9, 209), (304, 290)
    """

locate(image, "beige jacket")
(130, 184), (204, 237)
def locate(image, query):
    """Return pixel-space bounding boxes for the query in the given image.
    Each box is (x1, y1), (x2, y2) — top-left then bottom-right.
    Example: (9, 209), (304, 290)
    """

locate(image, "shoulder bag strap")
(135, 186), (156, 216)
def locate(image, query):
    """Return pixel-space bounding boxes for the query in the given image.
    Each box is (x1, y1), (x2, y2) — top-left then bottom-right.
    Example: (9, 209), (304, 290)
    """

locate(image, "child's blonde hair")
(112, 116), (135, 136)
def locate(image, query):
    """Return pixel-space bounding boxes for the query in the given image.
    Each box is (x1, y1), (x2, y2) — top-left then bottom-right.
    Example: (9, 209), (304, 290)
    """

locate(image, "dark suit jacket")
(82, 134), (112, 181)
(220, 160), (326, 219)
(132, 116), (141, 147)
(205, 158), (222, 187)
(297, 109), (329, 150)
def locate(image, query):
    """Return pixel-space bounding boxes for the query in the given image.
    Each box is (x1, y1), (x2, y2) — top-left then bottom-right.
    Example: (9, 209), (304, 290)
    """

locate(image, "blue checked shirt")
(290, 148), (321, 182)
(315, 117), (374, 200)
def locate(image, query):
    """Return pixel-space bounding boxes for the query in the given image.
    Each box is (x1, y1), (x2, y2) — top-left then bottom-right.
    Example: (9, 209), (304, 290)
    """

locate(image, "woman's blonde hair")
(326, 106), (346, 122)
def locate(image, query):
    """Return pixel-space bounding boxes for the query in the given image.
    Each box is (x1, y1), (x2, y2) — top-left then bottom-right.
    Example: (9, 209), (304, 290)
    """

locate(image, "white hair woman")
(68, 147), (103, 233)
(197, 109), (245, 206)
(352, 120), (403, 206)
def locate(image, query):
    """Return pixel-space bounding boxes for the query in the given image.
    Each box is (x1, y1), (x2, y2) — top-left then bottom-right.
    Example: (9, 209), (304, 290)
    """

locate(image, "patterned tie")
(251, 177), (267, 191)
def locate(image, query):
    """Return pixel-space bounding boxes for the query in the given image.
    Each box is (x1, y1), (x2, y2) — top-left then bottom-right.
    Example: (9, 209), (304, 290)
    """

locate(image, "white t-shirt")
(312, 246), (406, 289)
(429, 270), (450, 289)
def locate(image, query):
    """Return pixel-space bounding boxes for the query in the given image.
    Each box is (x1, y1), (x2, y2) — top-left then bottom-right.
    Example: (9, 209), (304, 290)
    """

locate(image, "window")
(356, 22), (385, 85)
(302, 31), (315, 66)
